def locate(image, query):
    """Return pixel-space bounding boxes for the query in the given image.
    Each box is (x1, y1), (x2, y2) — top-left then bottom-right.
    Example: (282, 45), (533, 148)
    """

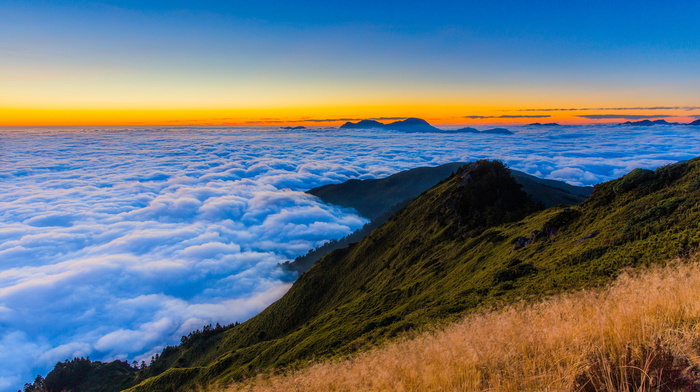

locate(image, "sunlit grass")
(227, 259), (700, 392)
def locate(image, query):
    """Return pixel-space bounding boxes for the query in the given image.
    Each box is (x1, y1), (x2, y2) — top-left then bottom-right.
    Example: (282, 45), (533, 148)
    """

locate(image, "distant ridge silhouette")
(527, 122), (560, 126)
(340, 118), (514, 134)
(620, 119), (679, 126)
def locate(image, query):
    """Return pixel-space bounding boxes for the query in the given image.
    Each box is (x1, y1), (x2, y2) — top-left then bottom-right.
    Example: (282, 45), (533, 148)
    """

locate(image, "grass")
(228, 259), (700, 392)
(124, 159), (700, 392)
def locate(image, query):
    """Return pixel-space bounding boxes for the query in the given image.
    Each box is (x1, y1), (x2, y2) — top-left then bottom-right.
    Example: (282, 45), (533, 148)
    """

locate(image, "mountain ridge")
(26, 158), (700, 392)
(283, 163), (590, 273)
(339, 118), (514, 134)
(308, 162), (592, 220)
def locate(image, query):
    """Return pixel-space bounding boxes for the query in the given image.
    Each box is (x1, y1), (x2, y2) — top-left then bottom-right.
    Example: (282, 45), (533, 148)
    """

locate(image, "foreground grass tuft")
(228, 260), (700, 392)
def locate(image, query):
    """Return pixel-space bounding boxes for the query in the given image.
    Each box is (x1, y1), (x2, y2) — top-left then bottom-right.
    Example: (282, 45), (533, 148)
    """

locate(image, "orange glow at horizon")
(1, 106), (698, 127)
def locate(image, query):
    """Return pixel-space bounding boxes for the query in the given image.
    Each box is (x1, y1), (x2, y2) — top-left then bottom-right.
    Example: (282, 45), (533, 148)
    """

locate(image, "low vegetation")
(27, 158), (700, 391)
(229, 260), (700, 392)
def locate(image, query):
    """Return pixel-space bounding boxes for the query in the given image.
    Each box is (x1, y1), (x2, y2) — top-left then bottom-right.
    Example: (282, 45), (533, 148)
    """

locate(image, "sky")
(2, 124), (700, 390)
(1, 0), (699, 126)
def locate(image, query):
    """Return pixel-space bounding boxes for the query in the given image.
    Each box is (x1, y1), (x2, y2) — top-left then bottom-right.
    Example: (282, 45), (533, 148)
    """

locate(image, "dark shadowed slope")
(286, 163), (590, 273)
(308, 162), (467, 220)
(308, 162), (592, 220)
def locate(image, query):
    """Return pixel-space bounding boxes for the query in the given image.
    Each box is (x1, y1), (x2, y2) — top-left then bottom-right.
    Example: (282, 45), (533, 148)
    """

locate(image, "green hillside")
(32, 158), (700, 392)
(287, 162), (591, 273)
(308, 162), (591, 220)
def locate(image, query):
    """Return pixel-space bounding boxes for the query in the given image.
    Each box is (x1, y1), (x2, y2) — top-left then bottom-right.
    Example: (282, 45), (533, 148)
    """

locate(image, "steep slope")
(127, 160), (539, 391)
(33, 158), (700, 392)
(123, 158), (700, 392)
(308, 162), (467, 220)
(308, 162), (591, 220)
(287, 163), (590, 273)
(510, 170), (592, 207)
(230, 261), (700, 391)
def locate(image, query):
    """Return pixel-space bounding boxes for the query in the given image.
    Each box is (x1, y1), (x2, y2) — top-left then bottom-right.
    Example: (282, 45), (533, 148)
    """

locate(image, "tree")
(22, 375), (46, 392)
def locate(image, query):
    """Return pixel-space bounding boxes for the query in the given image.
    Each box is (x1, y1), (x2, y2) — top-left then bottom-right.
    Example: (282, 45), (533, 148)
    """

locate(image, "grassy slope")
(128, 158), (700, 391)
(307, 162), (591, 220)
(286, 162), (591, 273)
(229, 261), (700, 392)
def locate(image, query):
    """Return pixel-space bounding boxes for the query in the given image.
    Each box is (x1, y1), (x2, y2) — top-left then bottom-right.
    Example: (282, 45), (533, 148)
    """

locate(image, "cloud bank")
(2, 124), (700, 390)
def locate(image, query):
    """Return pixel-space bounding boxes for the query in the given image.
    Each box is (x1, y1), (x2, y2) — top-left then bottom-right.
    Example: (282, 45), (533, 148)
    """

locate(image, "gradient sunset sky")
(2, 0), (699, 126)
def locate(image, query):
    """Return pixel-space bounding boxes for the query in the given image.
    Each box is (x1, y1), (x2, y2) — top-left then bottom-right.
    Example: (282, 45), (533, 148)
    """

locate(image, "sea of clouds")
(1, 124), (700, 390)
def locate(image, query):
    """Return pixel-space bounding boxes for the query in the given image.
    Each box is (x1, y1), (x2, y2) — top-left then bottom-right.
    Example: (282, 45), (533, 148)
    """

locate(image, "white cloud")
(1, 125), (700, 391)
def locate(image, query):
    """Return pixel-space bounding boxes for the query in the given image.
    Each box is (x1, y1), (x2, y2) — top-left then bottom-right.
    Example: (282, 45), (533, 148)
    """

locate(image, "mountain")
(339, 119), (385, 129)
(383, 118), (441, 132)
(308, 162), (591, 221)
(451, 126), (480, 133)
(690, 119), (700, 126)
(508, 170), (592, 207)
(284, 163), (590, 274)
(620, 119), (679, 126)
(308, 162), (466, 220)
(527, 122), (560, 126)
(280, 126), (306, 130)
(283, 163), (591, 274)
(482, 127), (514, 135)
(339, 118), (441, 132)
(30, 158), (700, 392)
(339, 118), (514, 134)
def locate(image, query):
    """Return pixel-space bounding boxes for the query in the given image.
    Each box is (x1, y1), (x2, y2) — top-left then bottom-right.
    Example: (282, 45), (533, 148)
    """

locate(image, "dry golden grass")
(227, 260), (700, 392)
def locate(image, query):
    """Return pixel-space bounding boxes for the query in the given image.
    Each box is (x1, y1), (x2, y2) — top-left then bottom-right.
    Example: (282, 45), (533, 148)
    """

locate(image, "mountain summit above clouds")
(339, 118), (514, 134)
(340, 117), (440, 132)
(36, 157), (700, 392)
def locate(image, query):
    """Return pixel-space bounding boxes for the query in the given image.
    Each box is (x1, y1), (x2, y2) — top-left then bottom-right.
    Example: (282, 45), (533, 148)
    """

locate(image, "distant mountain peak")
(340, 117), (441, 132)
(482, 128), (514, 135)
(339, 119), (385, 129)
(339, 118), (515, 134)
(620, 119), (678, 126)
(384, 118), (441, 132)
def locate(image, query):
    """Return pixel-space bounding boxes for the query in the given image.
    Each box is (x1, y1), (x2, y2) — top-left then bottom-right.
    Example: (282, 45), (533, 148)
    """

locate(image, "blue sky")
(1, 0), (699, 124)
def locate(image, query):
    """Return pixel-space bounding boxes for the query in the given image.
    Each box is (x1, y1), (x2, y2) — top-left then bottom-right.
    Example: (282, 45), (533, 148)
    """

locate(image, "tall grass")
(227, 260), (700, 391)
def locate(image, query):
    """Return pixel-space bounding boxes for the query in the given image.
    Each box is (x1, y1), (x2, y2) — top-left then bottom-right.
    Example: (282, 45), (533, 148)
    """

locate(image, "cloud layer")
(2, 124), (700, 390)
